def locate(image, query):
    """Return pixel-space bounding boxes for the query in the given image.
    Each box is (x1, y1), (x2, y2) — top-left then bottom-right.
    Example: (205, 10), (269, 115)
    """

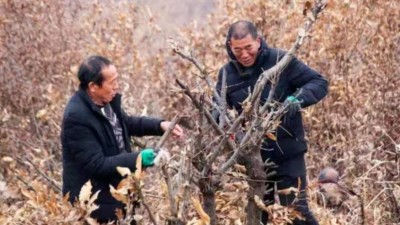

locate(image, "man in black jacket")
(61, 55), (183, 223)
(215, 21), (328, 225)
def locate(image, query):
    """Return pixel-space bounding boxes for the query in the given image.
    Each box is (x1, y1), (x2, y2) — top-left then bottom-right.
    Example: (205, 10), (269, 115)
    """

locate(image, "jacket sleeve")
(120, 109), (164, 137)
(286, 57), (329, 108)
(63, 116), (139, 178)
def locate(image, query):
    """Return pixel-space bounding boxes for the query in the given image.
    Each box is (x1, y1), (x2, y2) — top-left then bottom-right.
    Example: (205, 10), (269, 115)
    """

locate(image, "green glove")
(286, 95), (300, 103)
(141, 148), (155, 167)
(284, 95), (301, 118)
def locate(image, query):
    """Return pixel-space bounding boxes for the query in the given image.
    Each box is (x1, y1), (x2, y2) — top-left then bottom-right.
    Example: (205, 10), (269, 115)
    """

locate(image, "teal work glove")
(141, 148), (156, 167)
(284, 95), (301, 118)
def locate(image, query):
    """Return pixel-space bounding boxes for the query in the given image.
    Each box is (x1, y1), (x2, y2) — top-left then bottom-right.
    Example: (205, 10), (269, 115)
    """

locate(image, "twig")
(178, 152), (192, 221)
(15, 175), (36, 192)
(170, 41), (233, 126)
(143, 193), (167, 199)
(219, 68), (228, 128)
(177, 79), (255, 176)
(15, 156), (61, 193)
(176, 79), (236, 152)
(173, 47), (207, 76)
(202, 134), (228, 176)
(170, 43), (220, 103)
(155, 115), (181, 221)
(156, 115), (180, 149)
(196, 94), (205, 156)
(133, 175), (158, 225)
(384, 183), (400, 222)
(218, 101), (282, 174)
(259, 58), (280, 116)
(162, 165), (177, 219)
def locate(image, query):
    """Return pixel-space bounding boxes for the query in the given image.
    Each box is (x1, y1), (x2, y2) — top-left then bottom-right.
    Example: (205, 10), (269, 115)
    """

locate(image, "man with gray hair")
(215, 20), (328, 225)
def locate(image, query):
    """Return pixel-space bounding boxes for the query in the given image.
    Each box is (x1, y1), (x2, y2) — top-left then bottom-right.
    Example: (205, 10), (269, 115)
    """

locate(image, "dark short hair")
(227, 20), (258, 41)
(77, 55), (111, 90)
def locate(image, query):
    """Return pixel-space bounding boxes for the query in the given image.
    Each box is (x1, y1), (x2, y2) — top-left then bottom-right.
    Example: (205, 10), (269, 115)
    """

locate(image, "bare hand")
(160, 121), (184, 139)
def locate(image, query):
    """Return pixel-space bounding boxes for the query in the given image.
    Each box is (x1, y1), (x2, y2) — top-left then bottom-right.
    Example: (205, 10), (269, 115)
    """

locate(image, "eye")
(109, 79), (118, 86)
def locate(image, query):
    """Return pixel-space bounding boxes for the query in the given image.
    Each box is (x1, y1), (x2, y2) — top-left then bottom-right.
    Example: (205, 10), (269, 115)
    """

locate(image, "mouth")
(242, 59), (252, 65)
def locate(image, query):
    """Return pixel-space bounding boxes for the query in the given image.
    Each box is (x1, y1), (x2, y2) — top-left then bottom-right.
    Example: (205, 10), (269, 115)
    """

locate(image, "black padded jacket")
(61, 88), (163, 221)
(216, 38), (328, 164)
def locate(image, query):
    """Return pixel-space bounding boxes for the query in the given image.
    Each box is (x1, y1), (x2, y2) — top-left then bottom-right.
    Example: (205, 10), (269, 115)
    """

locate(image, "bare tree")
(161, 1), (328, 224)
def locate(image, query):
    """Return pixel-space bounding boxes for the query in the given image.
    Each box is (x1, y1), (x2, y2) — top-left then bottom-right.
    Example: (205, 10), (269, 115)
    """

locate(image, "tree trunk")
(199, 178), (217, 225)
(239, 149), (267, 225)
(166, 219), (185, 225)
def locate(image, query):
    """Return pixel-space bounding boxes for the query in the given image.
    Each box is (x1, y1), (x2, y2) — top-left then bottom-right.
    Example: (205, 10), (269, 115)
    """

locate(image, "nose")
(241, 50), (250, 59)
(114, 81), (119, 92)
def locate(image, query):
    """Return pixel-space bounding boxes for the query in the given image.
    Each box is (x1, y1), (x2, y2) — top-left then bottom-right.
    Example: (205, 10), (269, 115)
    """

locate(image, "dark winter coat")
(61, 88), (164, 222)
(216, 38), (328, 164)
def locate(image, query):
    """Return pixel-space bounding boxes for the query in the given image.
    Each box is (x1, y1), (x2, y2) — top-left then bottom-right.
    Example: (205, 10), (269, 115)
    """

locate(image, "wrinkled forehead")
(101, 65), (118, 81)
(230, 34), (258, 48)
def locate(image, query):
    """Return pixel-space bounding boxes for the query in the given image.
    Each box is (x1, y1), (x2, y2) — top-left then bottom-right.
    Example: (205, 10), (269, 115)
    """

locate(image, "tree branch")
(155, 115), (181, 221)
(176, 79), (236, 151)
(15, 156), (61, 193)
(170, 41), (233, 125)
(133, 175), (158, 225)
(218, 68), (228, 128)
(156, 115), (180, 150)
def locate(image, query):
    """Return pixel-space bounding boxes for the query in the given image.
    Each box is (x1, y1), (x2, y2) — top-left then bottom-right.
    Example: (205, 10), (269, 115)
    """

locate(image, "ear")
(255, 36), (261, 48)
(88, 82), (98, 93)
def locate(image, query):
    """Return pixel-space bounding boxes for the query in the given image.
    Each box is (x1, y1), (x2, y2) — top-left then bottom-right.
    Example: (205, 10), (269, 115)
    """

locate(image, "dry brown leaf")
(277, 187), (298, 195)
(117, 177), (131, 190)
(265, 132), (277, 141)
(233, 164), (246, 173)
(20, 189), (34, 200)
(191, 197), (210, 225)
(35, 109), (47, 119)
(135, 153), (143, 180)
(86, 217), (99, 225)
(254, 195), (268, 211)
(234, 219), (243, 225)
(109, 185), (129, 204)
(87, 203), (100, 216)
(1, 156), (13, 162)
(117, 166), (131, 177)
(88, 190), (100, 207)
(62, 192), (70, 205)
(79, 180), (92, 206)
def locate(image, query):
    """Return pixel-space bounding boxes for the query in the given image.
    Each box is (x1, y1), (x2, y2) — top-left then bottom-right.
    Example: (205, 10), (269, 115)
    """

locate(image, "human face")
(88, 65), (119, 106)
(229, 34), (261, 67)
